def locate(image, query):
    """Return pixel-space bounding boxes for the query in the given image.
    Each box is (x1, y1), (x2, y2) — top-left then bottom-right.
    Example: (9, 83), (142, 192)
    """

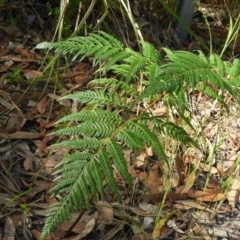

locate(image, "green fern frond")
(54, 160), (88, 176)
(54, 122), (118, 137)
(106, 140), (132, 187)
(87, 77), (119, 87)
(227, 77), (240, 88)
(97, 31), (124, 49)
(38, 31), (240, 240)
(229, 58), (240, 77)
(110, 54), (146, 82)
(60, 90), (125, 107)
(127, 121), (168, 163)
(168, 89), (189, 115)
(101, 51), (130, 71)
(209, 54), (225, 77)
(164, 48), (208, 68)
(50, 177), (78, 194)
(140, 40), (162, 64)
(56, 151), (93, 166)
(141, 48), (240, 100)
(108, 48), (146, 81)
(89, 160), (104, 199)
(42, 185), (83, 237)
(197, 50), (209, 64)
(52, 138), (102, 149)
(98, 151), (119, 196)
(162, 91), (198, 133)
(146, 64), (161, 84)
(109, 64), (131, 78)
(94, 47), (120, 65)
(150, 118), (198, 147)
(126, 58), (146, 82)
(56, 110), (122, 124)
(196, 83), (228, 110)
(118, 130), (144, 150)
(54, 160), (88, 177)
(35, 32), (125, 64)
(78, 175), (91, 209)
(88, 78), (138, 95)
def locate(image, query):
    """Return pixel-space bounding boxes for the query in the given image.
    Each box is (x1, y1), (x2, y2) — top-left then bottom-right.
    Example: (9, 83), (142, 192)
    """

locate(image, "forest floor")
(1, 1), (240, 240)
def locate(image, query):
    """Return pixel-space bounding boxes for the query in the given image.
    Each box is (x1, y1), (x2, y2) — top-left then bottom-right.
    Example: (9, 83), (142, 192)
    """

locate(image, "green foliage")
(6, 67), (22, 83)
(35, 32), (240, 239)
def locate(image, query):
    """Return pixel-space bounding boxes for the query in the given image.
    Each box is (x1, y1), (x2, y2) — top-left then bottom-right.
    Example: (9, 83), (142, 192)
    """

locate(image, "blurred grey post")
(175, 0), (196, 40)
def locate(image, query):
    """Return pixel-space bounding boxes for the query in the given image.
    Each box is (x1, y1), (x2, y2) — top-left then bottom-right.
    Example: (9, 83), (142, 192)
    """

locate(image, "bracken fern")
(35, 32), (240, 239)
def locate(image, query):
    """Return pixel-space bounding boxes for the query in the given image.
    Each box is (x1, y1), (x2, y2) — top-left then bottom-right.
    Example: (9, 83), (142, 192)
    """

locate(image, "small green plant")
(20, 204), (30, 216)
(35, 32), (240, 239)
(6, 67), (22, 83)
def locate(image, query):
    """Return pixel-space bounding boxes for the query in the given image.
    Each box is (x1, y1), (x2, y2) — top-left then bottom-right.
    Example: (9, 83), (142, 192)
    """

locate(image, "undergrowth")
(35, 31), (240, 239)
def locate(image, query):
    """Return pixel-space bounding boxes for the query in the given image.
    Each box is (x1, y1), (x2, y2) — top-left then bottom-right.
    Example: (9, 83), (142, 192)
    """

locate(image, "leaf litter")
(1, 1), (240, 240)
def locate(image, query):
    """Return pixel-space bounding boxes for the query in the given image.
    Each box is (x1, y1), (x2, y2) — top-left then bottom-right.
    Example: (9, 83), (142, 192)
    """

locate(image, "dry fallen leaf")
(196, 192), (224, 202)
(191, 223), (211, 240)
(148, 162), (163, 195)
(13, 142), (39, 171)
(96, 201), (113, 224)
(135, 151), (147, 167)
(181, 171), (196, 193)
(72, 218), (96, 240)
(0, 131), (40, 139)
(31, 229), (52, 240)
(3, 216), (16, 240)
(139, 202), (158, 214)
(23, 70), (43, 79)
(152, 210), (176, 239)
(58, 221), (86, 233)
(37, 95), (48, 114)
(103, 223), (124, 240)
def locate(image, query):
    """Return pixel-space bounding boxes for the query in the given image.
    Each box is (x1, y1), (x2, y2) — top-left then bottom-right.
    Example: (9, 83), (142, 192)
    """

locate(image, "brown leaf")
(28, 182), (55, 198)
(97, 201), (114, 224)
(31, 229), (52, 240)
(0, 25), (23, 36)
(187, 189), (215, 198)
(13, 142), (37, 171)
(139, 191), (189, 203)
(129, 205), (157, 217)
(14, 46), (34, 59)
(137, 171), (146, 181)
(174, 200), (214, 213)
(135, 151), (147, 167)
(72, 218), (95, 240)
(192, 223), (211, 240)
(152, 107), (166, 116)
(148, 162), (163, 194)
(139, 202), (158, 214)
(153, 211), (176, 238)
(38, 136), (50, 152)
(3, 216), (16, 240)
(37, 95), (48, 114)
(23, 155), (34, 171)
(196, 193), (224, 202)
(132, 233), (157, 240)
(0, 60), (14, 72)
(175, 155), (184, 184)
(74, 74), (92, 84)
(23, 70), (43, 80)
(103, 223), (124, 240)
(180, 172), (196, 193)
(58, 222), (86, 233)
(0, 131), (40, 139)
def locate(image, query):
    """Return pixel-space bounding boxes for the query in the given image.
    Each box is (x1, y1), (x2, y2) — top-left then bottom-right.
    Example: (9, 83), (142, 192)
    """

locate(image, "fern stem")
(64, 195), (94, 237)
